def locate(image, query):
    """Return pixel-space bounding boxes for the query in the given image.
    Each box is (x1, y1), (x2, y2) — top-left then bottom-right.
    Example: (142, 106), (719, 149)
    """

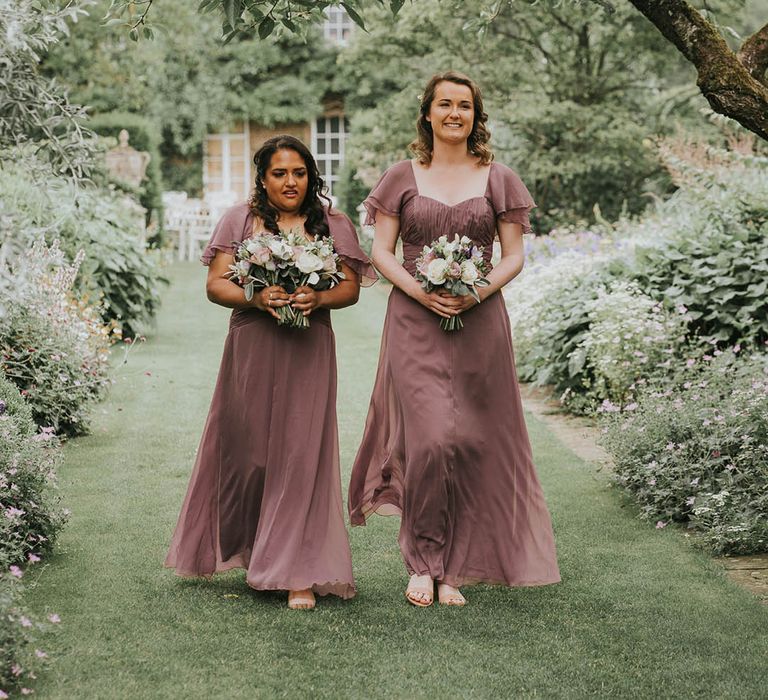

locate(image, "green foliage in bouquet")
(600, 350), (768, 555)
(89, 111), (165, 245)
(0, 240), (112, 436)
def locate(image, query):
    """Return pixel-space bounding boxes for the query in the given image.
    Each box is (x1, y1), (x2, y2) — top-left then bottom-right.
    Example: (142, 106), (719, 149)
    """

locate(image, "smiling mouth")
(444, 123), (463, 129)
(283, 190), (298, 197)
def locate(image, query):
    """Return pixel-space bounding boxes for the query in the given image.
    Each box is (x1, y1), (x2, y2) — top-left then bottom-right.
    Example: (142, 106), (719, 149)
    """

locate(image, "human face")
(426, 81), (475, 146)
(261, 148), (309, 214)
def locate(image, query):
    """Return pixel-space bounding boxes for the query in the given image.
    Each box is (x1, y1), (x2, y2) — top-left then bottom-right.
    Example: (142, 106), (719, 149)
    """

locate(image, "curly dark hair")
(248, 134), (332, 238)
(409, 71), (493, 166)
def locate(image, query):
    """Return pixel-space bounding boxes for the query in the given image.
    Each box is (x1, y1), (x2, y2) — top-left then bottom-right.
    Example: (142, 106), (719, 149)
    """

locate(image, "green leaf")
(389, 0), (405, 14)
(258, 16), (276, 39)
(341, 2), (366, 30)
(128, 28), (139, 41)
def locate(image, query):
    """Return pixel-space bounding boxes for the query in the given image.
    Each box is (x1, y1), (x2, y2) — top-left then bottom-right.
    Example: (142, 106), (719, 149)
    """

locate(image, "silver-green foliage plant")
(632, 145), (768, 346)
(0, 239), (111, 436)
(565, 281), (689, 412)
(600, 350), (768, 554)
(0, 0), (97, 179)
(0, 164), (165, 339)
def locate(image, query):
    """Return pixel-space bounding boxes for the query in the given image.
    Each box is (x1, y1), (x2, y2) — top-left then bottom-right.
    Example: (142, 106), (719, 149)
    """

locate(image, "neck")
(430, 139), (473, 167)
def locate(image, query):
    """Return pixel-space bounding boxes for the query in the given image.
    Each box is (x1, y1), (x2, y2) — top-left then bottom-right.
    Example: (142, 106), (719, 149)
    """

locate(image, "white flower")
(426, 258), (449, 285)
(322, 255), (338, 273)
(267, 238), (293, 260)
(460, 260), (479, 284)
(296, 251), (324, 274)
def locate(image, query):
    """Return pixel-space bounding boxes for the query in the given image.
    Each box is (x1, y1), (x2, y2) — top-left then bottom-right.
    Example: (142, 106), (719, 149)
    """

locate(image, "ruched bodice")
(400, 196), (497, 275)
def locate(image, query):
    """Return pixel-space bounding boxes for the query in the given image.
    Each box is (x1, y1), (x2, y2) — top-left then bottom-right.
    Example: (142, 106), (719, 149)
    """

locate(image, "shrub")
(0, 239), (111, 435)
(0, 163), (166, 338)
(0, 574), (51, 699)
(0, 375), (65, 569)
(631, 147), (768, 346)
(566, 281), (689, 413)
(505, 232), (631, 410)
(600, 350), (768, 554)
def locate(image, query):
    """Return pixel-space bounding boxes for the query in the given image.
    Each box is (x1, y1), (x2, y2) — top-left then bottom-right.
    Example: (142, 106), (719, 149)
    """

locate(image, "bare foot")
(437, 582), (466, 606)
(405, 574), (434, 607)
(288, 588), (316, 610)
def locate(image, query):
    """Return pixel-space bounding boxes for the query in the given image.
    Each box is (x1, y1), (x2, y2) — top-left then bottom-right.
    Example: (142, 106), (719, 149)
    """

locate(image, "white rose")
(267, 238), (293, 260)
(296, 251), (324, 274)
(460, 260), (479, 284)
(322, 255), (338, 273)
(426, 258), (449, 285)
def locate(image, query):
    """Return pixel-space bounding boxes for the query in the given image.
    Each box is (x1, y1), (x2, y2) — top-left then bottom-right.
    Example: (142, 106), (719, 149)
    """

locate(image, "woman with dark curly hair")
(348, 72), (560, 607)
(165, 134), (376, 609)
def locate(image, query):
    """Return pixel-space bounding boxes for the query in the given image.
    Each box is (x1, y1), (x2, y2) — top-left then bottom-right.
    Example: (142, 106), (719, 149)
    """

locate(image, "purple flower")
(20, 616), (32, 628)
(9, 565), (23, 579)
(686, 496), (696, 506)
(47, 613), (61, 624)
(655, 521), (667, 529)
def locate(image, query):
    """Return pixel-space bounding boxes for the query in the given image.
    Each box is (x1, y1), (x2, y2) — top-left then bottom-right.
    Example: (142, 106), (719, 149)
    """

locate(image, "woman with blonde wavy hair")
(348, 71), (560, 607)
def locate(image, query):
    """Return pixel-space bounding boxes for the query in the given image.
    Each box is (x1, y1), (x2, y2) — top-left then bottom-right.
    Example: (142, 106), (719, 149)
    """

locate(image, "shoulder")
(488, 162), (534, 203)
(325, 206), (355, 232)
(489, 162), (526, 185)
(216, 201), (252, 227)
(378, 159), (413, 182)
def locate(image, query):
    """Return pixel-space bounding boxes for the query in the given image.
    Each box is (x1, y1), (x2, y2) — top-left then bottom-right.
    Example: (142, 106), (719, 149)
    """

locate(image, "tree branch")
(627, 0), (768, 141)
(737, 22), (768, 86)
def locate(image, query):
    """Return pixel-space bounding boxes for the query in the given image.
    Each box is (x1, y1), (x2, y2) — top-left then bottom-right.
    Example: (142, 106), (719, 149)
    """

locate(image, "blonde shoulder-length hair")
(409, 71), (493, 166)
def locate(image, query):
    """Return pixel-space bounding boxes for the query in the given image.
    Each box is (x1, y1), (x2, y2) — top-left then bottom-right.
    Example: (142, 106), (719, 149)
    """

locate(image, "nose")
(286, 172), (296, 187)
(449, 104), (460, 118)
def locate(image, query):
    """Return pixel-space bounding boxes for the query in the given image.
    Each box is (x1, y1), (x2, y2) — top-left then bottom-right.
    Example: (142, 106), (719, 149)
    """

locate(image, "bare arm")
(370, 211), (462, 319)
(480, 219), (525, 298)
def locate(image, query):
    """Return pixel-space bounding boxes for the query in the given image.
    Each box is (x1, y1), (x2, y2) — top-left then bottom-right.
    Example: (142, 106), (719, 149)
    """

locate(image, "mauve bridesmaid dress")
(165, 202), (376, 599)
(348, 160), (560, 588)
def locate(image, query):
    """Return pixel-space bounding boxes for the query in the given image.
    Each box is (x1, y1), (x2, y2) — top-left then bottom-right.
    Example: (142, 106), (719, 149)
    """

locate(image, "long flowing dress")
(165, 203), (376, 599)
(348, 160), (561, 588)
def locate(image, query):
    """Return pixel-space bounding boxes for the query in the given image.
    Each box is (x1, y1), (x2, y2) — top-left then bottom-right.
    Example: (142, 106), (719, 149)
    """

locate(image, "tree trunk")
(627, 0), (768, 141)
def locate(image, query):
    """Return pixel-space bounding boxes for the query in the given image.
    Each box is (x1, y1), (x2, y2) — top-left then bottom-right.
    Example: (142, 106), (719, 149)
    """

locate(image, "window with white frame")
(322, 7), (353, 46)
(312, 115), (349, 202)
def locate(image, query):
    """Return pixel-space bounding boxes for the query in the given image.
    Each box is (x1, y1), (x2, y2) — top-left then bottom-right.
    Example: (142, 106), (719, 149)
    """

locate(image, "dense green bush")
(600, 350), (768, 554)
(631, 152), (768, 346)
(89, 111), (165, 244)
(0, 239), (111, 436)
(0, 164), (165, 338)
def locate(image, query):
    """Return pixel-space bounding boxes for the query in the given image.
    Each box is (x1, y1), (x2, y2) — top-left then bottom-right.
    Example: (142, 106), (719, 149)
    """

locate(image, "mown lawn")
(26, 263), (768, 699)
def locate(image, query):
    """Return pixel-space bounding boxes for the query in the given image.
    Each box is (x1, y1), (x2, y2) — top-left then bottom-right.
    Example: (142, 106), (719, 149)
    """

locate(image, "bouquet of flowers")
(228, 229), (345, 329)
(414, 234), (491, 331)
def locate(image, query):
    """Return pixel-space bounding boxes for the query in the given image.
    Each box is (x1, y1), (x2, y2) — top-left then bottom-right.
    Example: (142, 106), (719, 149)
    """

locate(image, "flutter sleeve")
(327, 210), (378, 287)
(488, 164), (537, 235)
(200, 203), (253, 266)
(361, 161), (411, 226)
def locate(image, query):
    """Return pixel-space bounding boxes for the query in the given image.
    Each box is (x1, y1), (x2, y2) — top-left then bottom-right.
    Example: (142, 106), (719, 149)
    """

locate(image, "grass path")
(26, 263), (768, 698)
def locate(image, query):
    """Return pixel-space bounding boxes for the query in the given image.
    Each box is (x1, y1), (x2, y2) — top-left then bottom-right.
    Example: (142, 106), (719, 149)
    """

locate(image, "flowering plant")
(414, 234), (490, 331)
(228, 229), (345, 329)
